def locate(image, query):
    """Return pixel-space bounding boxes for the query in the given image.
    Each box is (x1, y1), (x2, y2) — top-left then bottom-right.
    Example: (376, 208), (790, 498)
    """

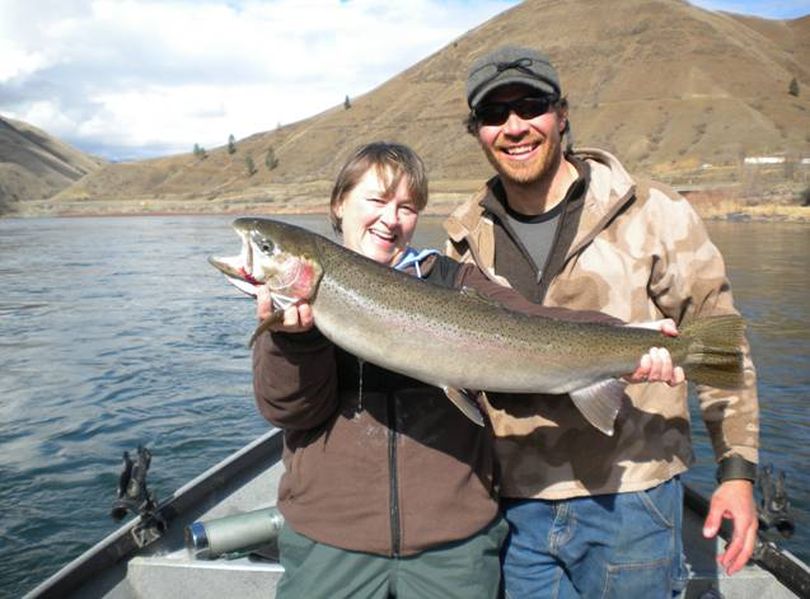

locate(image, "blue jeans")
(501, 477), (688, 599)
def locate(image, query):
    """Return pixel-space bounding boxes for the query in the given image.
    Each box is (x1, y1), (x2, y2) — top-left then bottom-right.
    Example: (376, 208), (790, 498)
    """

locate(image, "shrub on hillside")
(789, 77), (800, 97)
(265, 147), (279, 170)
(245, 155), (257, 176)
(801, 185), (810, 207)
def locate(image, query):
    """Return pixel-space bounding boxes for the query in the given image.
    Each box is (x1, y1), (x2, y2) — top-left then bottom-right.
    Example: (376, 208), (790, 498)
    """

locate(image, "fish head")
(208, 218), (323, 302)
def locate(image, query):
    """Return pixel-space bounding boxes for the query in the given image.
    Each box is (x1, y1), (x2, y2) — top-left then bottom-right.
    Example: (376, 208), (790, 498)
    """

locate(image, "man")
(444, 45), (760, 598)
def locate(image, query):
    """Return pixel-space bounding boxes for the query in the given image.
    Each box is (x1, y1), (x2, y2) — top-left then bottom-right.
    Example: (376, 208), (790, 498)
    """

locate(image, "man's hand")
(702, 479), (758, 575)
(256, 286), (314, 333)
(625, 319), (685, 385)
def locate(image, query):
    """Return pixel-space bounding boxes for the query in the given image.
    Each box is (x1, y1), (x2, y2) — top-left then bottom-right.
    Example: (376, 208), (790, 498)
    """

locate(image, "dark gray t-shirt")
(503, 201), (564, 281)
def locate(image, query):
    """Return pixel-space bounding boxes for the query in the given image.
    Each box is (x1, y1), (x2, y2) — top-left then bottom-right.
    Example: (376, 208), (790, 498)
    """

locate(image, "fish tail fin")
(681, 315), (745, 389)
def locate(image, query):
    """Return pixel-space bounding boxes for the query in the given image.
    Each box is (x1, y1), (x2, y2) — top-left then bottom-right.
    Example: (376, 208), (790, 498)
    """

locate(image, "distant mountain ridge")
(7, 0), (810, 215)
(0, 117), (105, 213)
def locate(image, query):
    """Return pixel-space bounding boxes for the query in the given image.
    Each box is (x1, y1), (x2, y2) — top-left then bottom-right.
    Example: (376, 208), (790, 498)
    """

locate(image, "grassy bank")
(4, 181), (810, 222)
(681, 187), (810, 222)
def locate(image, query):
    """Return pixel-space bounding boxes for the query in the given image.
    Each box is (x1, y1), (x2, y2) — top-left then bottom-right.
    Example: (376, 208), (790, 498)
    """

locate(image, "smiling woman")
(249, 141), (512, 598)
(330, 143), (427, 267)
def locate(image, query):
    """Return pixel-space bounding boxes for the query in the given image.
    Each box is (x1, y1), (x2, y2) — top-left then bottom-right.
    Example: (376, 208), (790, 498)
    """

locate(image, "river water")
(0, 215), (807, 597)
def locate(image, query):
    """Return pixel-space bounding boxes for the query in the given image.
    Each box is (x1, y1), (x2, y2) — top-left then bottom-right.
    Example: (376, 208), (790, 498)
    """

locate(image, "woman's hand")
(256, 286), (315, 333)
(625, 319), (685, 386)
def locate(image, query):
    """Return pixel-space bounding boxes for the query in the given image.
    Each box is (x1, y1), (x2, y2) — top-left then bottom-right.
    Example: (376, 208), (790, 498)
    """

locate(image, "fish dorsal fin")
(443, 387), (485, 427)
(459, 286), (503, 308)
(568, 379), (626, 436)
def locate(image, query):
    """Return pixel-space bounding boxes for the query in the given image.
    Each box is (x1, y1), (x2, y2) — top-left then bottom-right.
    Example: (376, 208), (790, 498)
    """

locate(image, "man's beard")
(482, 132), (562, 186)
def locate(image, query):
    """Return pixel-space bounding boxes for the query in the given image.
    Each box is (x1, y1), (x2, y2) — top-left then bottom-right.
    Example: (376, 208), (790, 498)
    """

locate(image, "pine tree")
(265, 147), (279, 170)
(789, 77), (800, 97)
(245, 155), (257, 176)
(228, 134), (237, 154)
(344, 95), (351, 110)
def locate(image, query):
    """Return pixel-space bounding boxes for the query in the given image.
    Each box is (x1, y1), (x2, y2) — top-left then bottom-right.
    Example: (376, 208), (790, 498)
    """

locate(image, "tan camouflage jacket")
(444, 147), (759, 500)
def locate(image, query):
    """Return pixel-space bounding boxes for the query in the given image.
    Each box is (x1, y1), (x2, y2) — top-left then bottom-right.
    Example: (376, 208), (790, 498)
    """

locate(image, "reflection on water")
(0, 216), (807, 596)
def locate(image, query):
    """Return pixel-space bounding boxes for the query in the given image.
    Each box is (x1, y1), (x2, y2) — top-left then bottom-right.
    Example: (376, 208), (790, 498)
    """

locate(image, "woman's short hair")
(330, 142), (428, 234)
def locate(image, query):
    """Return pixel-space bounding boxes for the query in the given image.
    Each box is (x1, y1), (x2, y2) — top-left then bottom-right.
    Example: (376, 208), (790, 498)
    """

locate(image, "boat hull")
(25, 429), (808, 599)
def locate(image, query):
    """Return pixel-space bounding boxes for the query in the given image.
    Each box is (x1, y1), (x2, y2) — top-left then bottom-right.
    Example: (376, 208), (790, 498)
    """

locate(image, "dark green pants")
(276, 517), (508, 599)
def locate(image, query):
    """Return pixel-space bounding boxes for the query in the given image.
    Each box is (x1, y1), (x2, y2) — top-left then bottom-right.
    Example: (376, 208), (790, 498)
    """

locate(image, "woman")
(252, 142), (680, 598)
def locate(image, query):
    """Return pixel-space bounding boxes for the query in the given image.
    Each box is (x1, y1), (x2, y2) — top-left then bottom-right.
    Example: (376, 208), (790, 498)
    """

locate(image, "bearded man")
(444, 45), (760, 598)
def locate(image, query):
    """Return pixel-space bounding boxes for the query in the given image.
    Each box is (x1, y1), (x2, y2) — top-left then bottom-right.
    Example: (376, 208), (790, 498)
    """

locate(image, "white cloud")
(0, 42), (48, 81)
(0, 0), (519, 159)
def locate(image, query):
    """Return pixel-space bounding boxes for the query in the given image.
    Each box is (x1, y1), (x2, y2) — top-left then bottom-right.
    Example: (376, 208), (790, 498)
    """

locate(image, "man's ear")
(558, 108), (570, 135)
(558, 109), (569, 133)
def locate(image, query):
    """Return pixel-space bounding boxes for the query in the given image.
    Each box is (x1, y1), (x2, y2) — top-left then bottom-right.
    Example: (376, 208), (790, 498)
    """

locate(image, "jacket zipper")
(388, 394), (401, 557)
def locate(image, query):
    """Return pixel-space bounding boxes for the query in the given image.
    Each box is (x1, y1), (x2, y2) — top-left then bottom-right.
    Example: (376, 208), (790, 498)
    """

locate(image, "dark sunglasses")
(473, 96), (557, 126)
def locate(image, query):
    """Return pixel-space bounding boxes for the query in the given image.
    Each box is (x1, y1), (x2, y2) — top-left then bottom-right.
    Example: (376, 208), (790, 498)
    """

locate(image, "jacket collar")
(567, 148), (637, 257)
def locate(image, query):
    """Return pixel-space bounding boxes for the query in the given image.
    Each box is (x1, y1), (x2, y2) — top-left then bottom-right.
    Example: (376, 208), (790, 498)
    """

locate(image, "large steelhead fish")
(209, 217), (745, 435)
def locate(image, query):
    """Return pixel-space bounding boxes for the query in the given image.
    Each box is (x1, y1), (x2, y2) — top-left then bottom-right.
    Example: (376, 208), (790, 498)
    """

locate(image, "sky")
(1, 0), (808, 162)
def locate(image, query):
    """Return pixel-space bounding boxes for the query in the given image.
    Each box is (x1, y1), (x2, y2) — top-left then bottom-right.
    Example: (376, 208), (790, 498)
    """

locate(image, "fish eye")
(251, 231), (274, 254)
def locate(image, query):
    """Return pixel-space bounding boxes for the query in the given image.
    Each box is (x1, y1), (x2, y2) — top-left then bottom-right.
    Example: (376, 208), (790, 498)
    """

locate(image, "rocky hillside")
(0, 117), (105, 214)
(18, 0), (810, 215)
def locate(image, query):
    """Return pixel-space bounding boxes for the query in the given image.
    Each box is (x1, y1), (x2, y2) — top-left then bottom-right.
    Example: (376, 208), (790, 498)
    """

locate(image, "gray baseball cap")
(466, 46), (561, 108)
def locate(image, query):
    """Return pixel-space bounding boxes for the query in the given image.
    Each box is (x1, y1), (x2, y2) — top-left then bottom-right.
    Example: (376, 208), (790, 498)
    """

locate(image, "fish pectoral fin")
(569, 379), (626, 437)
(248, 311), (285, 348)
(443, 387), (485, 427)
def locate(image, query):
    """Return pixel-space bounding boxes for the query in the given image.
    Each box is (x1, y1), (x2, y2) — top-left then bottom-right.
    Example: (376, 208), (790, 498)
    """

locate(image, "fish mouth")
(208, 255), (263, 297)
(207, 255), (261, 285)
(208, 226), (264, 296)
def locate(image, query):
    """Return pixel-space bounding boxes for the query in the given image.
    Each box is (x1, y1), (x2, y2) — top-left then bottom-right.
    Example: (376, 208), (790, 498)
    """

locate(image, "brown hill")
(38, 0), (810, 215)
(0, 116), (105, 214)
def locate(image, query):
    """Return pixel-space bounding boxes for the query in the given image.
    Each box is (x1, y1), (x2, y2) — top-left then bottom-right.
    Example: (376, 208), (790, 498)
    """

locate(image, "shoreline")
(5, 211), (810, 223)
(4, 189), (810, 223)
(5, 205), (809, 223)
